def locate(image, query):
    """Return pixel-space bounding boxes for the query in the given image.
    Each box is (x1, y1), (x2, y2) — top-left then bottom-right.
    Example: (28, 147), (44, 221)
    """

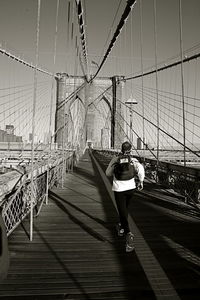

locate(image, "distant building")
(0, 125), (22, 143)
(6, 125), (14, 135)
(29, 133), (32, 142)
(29, 133), (39, 143)
(0, 129), (6, 142)
(16, 136), (23, 142)
(43, 132), (51, 144)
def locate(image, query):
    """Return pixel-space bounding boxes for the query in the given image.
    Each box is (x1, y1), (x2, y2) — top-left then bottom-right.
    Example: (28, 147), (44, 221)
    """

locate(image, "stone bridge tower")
(55, 73), (125, 150)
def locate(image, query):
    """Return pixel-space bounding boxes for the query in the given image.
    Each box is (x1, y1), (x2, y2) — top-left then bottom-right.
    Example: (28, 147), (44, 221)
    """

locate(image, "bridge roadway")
(0, 150), (200, 299)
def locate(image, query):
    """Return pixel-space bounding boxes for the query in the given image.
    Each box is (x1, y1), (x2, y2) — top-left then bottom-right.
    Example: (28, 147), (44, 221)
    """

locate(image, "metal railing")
(92, 149), (200, 209)
(1, 150), (75, 236)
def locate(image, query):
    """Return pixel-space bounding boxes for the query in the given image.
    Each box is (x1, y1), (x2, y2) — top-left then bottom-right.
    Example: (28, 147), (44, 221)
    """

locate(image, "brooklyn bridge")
(0, 0), (200, 299)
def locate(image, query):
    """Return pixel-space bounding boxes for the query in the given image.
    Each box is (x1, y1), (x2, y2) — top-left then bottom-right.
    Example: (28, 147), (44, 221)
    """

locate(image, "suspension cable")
(153, 0), (160, 181)
(132, 85), (200, 150)
(115, 109), (156, 158)
(119, 100), (200, 158)
(30, 0), (41, 241)
(0, 47), (56, 78)
(124, 51), (200, 81)
(129, 82), (200, 147)
(139, 0), (145, 156)
(104, 78), (200, 153)
(98, 0), (123, 68)
(46, 0), (60, 204)
(91, 0), (137, 81)
(57, 79), (86, 110)
(75, 0), (88, 78)
(179, 0), (186, 167)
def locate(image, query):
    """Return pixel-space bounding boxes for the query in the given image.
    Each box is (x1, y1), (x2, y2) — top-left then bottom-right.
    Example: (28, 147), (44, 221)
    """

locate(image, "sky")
(0, 0), (200, 76)
(0, 0), (200, 147)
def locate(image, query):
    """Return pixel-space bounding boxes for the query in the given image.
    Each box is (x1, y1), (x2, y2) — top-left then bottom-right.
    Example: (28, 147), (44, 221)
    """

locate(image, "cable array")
(0, 0), (200, 170)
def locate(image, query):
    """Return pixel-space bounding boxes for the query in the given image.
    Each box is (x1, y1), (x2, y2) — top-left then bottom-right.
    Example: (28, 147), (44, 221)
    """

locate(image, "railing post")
(46, 149), (50, 205)
(0, 212), (9, 280)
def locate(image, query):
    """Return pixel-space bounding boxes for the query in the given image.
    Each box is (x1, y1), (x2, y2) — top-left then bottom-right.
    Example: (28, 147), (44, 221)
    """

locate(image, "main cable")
(91, 0), (137, 81)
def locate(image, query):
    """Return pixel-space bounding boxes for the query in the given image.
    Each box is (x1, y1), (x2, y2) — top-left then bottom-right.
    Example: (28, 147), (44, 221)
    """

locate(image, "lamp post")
(125, 98), (137, 145)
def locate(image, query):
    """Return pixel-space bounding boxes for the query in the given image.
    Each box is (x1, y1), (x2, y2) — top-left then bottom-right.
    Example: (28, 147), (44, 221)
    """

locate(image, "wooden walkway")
(0, 150), (200, 299)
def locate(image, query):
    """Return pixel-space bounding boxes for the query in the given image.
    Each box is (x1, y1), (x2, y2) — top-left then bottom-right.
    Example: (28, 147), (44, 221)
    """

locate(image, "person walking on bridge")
(105, 141), (145, 252)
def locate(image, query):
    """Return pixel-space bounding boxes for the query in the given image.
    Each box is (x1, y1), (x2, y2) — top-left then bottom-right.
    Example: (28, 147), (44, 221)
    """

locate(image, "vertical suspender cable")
(153, 0), (160, 182)
(62, 1), (76, 183)
(72, 0), (78, 149)
(71, 0), (75, 76)
(64, 0), (71, 168)
(130, 10), (134, 145)
(192, 58), (197, 145)
(83, 0), (89, 79)
(63, 0), (70, 175)
(124, 18), (127, 81)
(179, 0), (186, 168)
(139, 0), (145, 160)
(66, 0), (71, 72)
(30, 0), (41, 241)
(46, 0), (60, 204)
(130, 10), (133, 90)
(62, 82), (66, 188)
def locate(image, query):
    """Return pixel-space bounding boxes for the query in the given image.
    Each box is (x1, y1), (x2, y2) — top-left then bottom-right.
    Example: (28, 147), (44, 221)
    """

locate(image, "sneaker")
(126, 232), (135, 252)
(116, 223), (125, 237)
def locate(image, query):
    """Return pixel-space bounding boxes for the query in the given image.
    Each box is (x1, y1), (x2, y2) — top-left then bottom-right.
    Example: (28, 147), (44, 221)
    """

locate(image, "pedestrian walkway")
(0, 150), (154, 299)
(0, 149), (200, 299)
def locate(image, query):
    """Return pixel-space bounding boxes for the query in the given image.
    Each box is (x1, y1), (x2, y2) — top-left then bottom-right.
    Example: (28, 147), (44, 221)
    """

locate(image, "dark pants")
(114, 189), (135, 234)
